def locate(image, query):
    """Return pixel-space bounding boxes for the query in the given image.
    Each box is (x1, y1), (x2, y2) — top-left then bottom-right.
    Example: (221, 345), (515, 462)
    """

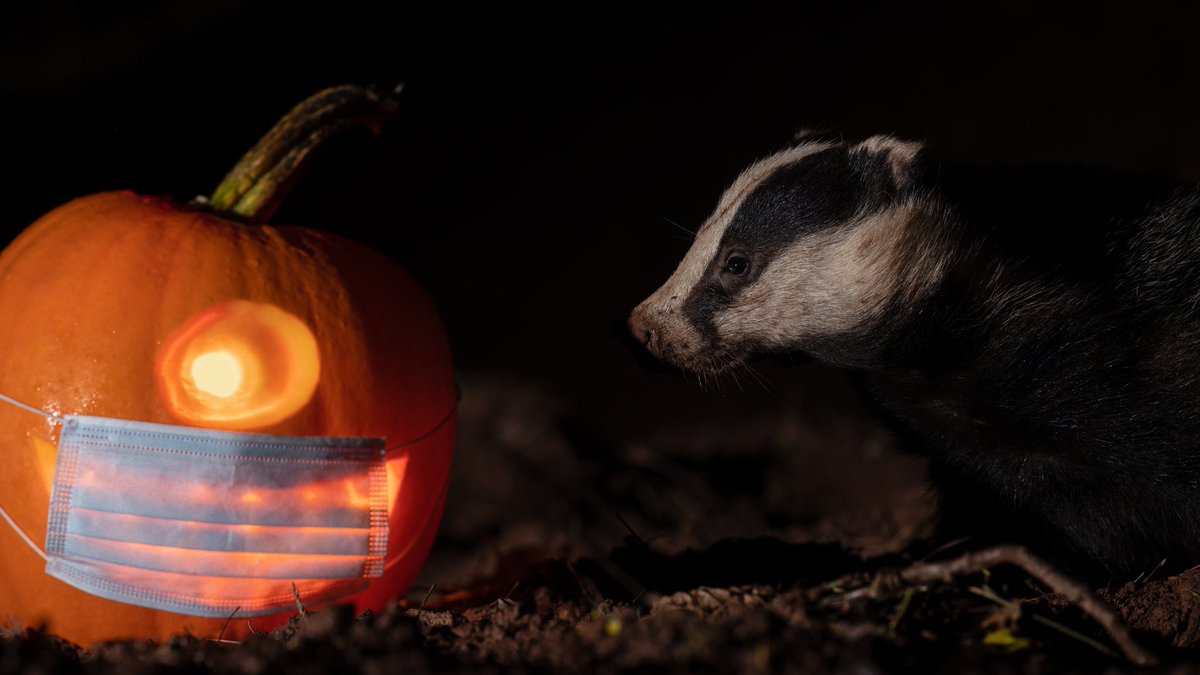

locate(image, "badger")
(629, 133), (1200, 580)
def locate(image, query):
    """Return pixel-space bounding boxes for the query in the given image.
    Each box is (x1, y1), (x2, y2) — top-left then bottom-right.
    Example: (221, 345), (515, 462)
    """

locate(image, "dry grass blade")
(969, 585), (1118, 660)
(898, 545), (1156, 666)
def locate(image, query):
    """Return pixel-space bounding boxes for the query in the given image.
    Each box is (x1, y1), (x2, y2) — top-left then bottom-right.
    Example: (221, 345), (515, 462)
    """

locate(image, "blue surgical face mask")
(0, 393), (389, 618)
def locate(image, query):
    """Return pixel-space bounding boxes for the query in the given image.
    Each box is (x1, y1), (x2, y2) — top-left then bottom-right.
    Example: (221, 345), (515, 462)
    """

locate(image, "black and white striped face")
(629, 135), (944, 373)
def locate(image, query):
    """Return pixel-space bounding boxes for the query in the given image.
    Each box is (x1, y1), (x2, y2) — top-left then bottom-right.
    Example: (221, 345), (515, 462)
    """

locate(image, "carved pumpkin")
(0, 86), (455, 645)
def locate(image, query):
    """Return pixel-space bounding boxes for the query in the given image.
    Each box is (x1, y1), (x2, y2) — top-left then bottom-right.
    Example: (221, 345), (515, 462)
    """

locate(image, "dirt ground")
(7, 373), (1200, 674)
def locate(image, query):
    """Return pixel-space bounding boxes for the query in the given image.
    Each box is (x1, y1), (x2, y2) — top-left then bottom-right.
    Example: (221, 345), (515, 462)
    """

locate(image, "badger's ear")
(852, 135), (925, 193)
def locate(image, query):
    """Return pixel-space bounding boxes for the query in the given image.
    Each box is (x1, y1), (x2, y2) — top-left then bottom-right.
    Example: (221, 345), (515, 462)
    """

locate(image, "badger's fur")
(629, 134), (1200, 579)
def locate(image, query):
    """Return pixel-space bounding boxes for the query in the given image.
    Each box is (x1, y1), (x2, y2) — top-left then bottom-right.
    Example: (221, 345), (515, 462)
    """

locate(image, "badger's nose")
(627, 307), (660, 357)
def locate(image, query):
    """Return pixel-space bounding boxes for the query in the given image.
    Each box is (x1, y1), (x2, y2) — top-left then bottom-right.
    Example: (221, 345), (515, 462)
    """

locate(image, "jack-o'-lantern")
(0, 85), (456, 645)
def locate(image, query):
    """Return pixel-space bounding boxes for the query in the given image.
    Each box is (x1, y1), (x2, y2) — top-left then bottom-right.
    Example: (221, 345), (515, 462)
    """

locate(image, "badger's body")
(629, 135), (1200, 579)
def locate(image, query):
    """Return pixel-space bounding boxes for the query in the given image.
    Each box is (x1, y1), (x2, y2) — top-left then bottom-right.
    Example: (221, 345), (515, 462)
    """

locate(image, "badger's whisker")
(741, 362), (774, 393)
(661, 216), (696, 238)
(724, 368), (738, 392)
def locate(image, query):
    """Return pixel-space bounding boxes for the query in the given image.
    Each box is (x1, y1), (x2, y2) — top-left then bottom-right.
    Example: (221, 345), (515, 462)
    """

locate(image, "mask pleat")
(41, 415), (389, 617)
(62, 534), (372, 579)
(47, 556), (368, 616)
(67, 508), (372, 555)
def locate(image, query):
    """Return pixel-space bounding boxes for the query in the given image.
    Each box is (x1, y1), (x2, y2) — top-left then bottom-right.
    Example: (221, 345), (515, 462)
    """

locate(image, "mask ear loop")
(0, 392), (61, 563)
(0, 502), (47, 562)
(0, 392), (64, 424)
(381, 404), (457, 572)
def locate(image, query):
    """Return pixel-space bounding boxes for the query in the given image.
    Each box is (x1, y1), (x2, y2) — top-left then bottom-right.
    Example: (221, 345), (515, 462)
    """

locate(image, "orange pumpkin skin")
(0, 191), (456, 645)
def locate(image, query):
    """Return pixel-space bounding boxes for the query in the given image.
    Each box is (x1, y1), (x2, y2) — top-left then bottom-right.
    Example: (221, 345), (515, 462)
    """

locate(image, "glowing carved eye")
(191, 350), (244, 398)
(155, 300), (320, 430)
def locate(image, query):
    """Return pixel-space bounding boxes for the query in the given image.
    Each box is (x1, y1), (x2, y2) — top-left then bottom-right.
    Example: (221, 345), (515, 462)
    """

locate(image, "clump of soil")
(1104, 570), (1200, 650)
(4, 374), (1200, 673)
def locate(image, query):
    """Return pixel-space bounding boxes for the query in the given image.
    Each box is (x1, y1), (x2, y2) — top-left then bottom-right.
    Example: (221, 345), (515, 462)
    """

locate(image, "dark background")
(4, 1), (1200, 489)
(8, 7), (1200, 666)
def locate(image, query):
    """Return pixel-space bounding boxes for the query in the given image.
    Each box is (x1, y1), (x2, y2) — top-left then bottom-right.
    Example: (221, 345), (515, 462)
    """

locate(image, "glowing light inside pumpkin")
(156, 301), (321, 430)
(191, 351), (244, 398)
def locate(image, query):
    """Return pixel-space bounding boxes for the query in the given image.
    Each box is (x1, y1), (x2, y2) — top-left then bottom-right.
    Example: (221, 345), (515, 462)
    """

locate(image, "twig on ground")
(919, 536), (974, 563)
(566, 562), (604, 608)
(418, 584), (437, 620)
(888, 587), (915, 634)
(213, 606), (241, 644)
(292, 583), (307, 619)
(893, 545), (1156, 667)
(613, 510), (646, 545)
(1133, 559), (1167, 585)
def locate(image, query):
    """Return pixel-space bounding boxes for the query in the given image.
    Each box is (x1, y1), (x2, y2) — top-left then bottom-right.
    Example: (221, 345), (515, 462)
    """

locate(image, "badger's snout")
(627, 305), (662, 357)
(627, 296), (719, 373)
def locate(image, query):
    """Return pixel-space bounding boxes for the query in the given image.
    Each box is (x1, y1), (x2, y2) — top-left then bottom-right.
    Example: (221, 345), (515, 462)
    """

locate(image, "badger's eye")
(724, 255), (750, 276)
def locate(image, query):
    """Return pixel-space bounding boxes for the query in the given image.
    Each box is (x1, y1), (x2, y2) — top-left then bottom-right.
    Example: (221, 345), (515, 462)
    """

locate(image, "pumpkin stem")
(209, 84), (402, 223)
